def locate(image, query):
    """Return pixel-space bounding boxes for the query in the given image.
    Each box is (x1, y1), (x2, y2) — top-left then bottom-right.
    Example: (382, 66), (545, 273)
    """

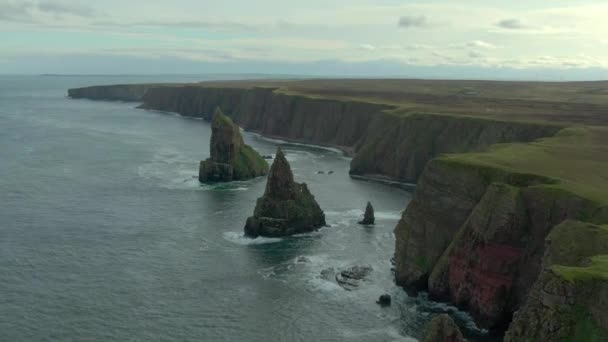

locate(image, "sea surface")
(0, 75), (479, 341)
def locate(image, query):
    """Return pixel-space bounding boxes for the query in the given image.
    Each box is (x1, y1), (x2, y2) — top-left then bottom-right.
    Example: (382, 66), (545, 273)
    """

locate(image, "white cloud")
(359, 44), (376, 51)
(467, 40), (496, 49)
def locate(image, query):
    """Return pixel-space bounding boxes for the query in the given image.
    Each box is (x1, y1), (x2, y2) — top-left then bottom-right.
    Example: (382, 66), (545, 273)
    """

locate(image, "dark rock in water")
(296, 256), (311, 263)
(335, 265), (373, 290)
(358, 201), (375, 225)
(328, 171), (334, 174)
(376, 294), (391, 307)
(199, 107), (269, 182)
(244, 147), (326, 238)
(421, 314), (464, 342)
(320, 268), (336, 281)
(262, 155), (273, 159)
(317, 171), (325, 174)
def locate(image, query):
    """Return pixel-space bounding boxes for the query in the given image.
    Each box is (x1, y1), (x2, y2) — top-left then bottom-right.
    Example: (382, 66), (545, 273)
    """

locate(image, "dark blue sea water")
(0, 75), (476, 341)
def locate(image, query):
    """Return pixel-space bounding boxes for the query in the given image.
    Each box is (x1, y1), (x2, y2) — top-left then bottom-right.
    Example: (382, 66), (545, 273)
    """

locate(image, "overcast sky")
(2, 0), (608, 79)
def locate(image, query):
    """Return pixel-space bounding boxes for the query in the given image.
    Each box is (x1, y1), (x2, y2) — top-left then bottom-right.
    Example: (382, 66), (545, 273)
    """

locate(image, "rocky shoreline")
(68, 81), (608, 340)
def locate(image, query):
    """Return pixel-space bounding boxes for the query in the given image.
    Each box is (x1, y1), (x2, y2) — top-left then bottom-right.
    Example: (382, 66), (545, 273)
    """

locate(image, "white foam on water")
(375, 211), (403, 220)
(137, 147), (255, 191)
(222, 231), (282, 245)
(339, 327), (416, 341)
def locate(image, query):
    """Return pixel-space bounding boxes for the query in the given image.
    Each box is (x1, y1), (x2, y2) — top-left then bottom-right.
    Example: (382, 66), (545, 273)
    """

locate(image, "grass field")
(196, 78), (608, 126)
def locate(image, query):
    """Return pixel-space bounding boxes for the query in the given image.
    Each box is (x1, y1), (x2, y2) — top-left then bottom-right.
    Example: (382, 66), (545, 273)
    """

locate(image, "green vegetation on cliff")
(199, 107), (268, 182)
(443, 126), (608, 204)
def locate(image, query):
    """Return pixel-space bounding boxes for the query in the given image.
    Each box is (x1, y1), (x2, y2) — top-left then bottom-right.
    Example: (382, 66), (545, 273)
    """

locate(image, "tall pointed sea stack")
(199, 107), (268, 182)
(358, 201), (375, 225)
(244, 147), (326, 238)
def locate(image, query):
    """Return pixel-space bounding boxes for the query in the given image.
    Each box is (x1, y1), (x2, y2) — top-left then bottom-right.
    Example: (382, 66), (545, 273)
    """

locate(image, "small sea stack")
(421, 314), (464, 342)
(199, 107), (268, 182)
(358, 201), (375, 225)
(244, 147), (326, 238)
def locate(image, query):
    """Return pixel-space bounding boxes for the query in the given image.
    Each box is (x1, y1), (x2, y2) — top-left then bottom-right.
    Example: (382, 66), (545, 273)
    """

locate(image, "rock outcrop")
(358, 201), (375, 225)
(199, 107), (268, 182)
(421, 314), (465, 342)
(335, 265), (373, 291)
(244, 147), (325, 238)
(394, 155), (608, 334)
(504, 220), (608, 341)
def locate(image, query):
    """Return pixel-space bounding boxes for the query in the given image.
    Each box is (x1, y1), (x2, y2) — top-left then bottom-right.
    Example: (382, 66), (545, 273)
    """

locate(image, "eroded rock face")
(505, 221), (608, 341)
(199, 107), (268, 182)
(244, 147), (325, 238)
(421, 314), (464, 342)
(358, 201), (375, 225)
(335, 265), (373, 291)
(394, 157), (608, 334)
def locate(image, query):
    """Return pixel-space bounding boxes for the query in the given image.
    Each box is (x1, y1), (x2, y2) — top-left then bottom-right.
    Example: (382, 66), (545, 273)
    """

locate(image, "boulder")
(199, 107), (268, 182)
(358, 201), (375, 225)
(335, 265), (373, 290)
(376, 294), (392, 307)
(244, 147), (326, 237)
(421, 314), (465, 342)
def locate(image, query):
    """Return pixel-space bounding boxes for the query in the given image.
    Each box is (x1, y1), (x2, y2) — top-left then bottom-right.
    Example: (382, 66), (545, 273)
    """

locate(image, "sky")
(1, 0), (608, 79)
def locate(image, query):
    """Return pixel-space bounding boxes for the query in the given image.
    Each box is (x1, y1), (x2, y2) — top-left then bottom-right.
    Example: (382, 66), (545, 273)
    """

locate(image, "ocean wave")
(223, 231), (282, 245)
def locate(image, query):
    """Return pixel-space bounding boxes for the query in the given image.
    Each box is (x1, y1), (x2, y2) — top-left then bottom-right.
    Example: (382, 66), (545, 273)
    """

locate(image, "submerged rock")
(358, 201), (375, 225)
(199, 107), (268, 182)
(376, 294), (392, 307)
(421, 314), (465, 342)
(244, 147), (326, 238)
(335, 265), (373, 290)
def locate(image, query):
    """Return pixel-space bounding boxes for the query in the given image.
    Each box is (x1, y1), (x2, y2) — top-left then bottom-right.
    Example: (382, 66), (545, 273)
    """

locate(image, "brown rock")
(421, 314), (465, 342)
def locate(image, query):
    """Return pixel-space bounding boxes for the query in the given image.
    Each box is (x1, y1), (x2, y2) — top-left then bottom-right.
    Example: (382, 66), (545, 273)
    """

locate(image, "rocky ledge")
(199, 107), (268, 182)
(244, 147), (326, 238)
(421, 314), (465, 342)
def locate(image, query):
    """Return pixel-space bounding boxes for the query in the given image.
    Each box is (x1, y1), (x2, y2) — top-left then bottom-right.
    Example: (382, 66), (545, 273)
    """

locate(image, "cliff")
(68, 84), (158, 101)
(199, 107), (268, 182)
(137, 85), (559, 183)
(421, 314), (465, 342)
(505, 220), (608, 341)
(244, 147), (326, 238)
(394, 126), (608, 335)
(68, 83), (560, 183)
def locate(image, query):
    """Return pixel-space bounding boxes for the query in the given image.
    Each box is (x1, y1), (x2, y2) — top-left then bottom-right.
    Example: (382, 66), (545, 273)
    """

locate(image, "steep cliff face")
(394, 155), (608, 331)
(136, 85), (560, 183)
(68, 84), (155, 101)
(350, 113), (559, 183)
(69, 84), (560, 183)
(199, 107), (268, 182)
(505, 221), (608, 341)
(139, 86), (390, 155)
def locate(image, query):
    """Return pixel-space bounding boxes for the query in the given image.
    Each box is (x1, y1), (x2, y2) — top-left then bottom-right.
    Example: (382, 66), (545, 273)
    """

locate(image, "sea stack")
(244, 147), (326, 238)
(358, 201), (375, 225)
(199, 107), (269, 182)
(421, 314), (465, 342)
